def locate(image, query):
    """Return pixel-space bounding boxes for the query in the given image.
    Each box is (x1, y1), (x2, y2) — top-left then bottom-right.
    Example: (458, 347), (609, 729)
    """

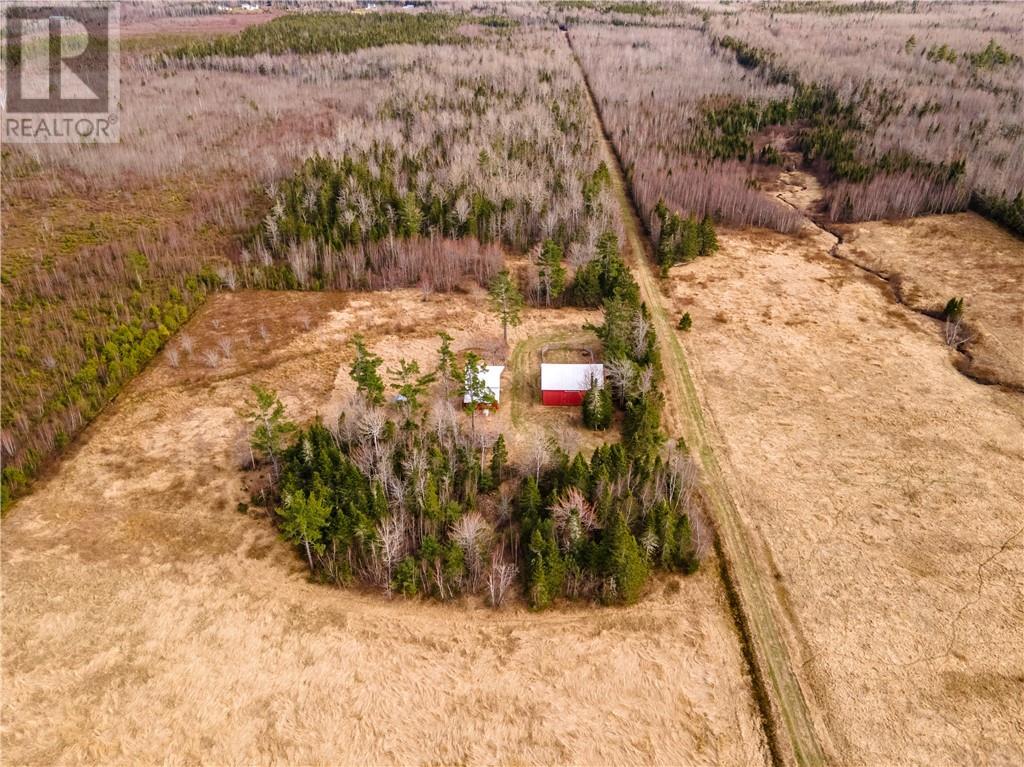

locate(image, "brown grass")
(1, 288), (768, 766)
(669, 224), (1024, 765)
(834, 212), (1024, 390)
(121, 11), (283, 39)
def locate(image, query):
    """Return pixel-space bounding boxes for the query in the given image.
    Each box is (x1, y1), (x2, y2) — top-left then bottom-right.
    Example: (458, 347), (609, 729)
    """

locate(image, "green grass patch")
(170, 11), (464, 59)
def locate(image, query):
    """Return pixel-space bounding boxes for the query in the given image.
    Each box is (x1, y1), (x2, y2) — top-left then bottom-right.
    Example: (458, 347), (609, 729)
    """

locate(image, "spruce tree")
(243, 384), (296, 479)
(698, 214), (719, 257)
(490, 434), (508, 485)
(679, 216), (700, 262)
(582, 379), (613, 430)
(278, 489), (331, 573)
(603, 511), (648, 605)
(435, 331), (458, 396)
(528, 530), (552, 609)
(538, 239), (566, 305)
(487, 270), (524, 343)
(349, 335), (385, 405)
(566, 452), (592, 494)
(398, 191), (423, 237)
(519, 475), (543, 531)
(460, 352), (494, 431)
(388, 358), (436, 417)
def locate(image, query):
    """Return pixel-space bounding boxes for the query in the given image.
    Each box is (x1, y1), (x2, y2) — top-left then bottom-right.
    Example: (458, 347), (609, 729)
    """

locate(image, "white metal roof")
(463, 365), (504, 403)
(540, 363), (604, 391)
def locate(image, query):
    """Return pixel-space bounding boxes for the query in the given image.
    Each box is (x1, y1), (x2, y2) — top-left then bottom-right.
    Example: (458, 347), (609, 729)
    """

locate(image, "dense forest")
(571, 3), (1023, 235)
(712, 4), (1024, 231)
(222, 32), (623, 293)
(570, 25), (805, 234)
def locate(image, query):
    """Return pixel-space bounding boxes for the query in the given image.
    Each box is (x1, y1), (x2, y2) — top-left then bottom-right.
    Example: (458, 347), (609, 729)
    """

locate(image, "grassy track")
(566, 32), (829, 767)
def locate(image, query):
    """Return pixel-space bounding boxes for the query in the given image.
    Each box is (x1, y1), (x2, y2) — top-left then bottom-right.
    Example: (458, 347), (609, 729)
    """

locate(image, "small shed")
(464, 365), (505, 407)
(540, 363), (604, 406)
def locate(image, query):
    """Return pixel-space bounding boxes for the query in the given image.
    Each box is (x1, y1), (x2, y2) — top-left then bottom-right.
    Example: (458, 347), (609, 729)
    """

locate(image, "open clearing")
(669, 224), (1024, 766)
(121, 11), (282, 39)
(833, 212), (1024, 390)
(1, 288), (767, 766)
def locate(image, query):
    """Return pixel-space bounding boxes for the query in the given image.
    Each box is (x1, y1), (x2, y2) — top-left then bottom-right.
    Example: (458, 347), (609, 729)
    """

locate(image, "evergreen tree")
(943, 296), (964, 320)
(349, 334), (385, 405)
(698, 214), (719, 257)
(519, 475), (543, 530)
(278, 489), (331, 572)
(243, 383), (296, 479)
(623, 392), (664, 459)
(566, 452), (592, 494)
(460, 352), (494, 431)
(582, 379), (613, 430)
(388, 358), (436, 417)
(527, 520), (565, 608)
(487, 270), (524, 343)
(527, 529), (552, 609)
(394, 555), (419, 596)
(537, 239), (566, 306)
(679, 216), (700, 262)
(676, 514), (699, 574)
(422, 474), (443, 530)
(571, 259), (603, 307)
(490, 433), (508, 485)
(603, 511), (648, 604)
(398, 191), (423, 237)
(435, 331), (458, 396)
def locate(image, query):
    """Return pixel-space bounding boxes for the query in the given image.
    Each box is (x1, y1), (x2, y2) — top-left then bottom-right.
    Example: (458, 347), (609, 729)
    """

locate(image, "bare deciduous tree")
(486, 551), (517, 608)
(377, 514), (407, 596)
(550, 486), (599, 550)
(451, 512), (492, 591)
(529, 438), (550, 483)
(605, 357), (636, 403)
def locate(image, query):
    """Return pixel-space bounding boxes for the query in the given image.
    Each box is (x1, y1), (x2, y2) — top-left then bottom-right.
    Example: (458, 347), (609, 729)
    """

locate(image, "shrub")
(394, 556), (419, 597)
(943, 296), (964, 320)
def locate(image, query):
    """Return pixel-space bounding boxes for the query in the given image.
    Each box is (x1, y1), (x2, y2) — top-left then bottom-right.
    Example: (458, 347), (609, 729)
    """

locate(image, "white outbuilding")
(464, 365), (505, 407)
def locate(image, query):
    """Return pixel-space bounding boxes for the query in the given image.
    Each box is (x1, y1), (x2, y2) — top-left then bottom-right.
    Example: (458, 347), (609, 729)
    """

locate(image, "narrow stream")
(773, 176), (1015, 390)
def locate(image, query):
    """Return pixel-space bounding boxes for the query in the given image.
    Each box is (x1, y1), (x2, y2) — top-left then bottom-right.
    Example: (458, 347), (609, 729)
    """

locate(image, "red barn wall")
(542, 389), (585, 406)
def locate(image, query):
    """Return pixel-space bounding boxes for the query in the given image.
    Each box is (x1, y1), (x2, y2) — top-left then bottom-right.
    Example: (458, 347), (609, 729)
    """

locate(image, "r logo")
(2, 1), (119, 143)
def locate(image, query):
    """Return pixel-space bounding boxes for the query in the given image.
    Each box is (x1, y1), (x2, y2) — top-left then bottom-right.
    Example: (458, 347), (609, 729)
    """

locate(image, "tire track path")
(566, 30), (829, 767)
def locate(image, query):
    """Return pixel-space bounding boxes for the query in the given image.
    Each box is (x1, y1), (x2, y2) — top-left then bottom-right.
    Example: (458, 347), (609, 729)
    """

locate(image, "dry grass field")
(120, 10), (283, 39)
(1, 288), (768, 766)
(669, 224), (1024, 766)
(834, 213), (1024, 390)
